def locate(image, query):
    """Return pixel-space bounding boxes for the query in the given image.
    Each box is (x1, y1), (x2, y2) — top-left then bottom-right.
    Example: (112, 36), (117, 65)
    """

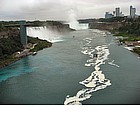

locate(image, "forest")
(118, 17), (140, 36)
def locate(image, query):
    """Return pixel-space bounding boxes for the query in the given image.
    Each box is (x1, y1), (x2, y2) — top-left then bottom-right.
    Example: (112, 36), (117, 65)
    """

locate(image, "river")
(0, 28), (140, 104)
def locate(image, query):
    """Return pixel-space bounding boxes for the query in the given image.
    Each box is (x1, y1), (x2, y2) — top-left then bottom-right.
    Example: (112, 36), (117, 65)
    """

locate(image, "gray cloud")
(0, 0), (139, 21)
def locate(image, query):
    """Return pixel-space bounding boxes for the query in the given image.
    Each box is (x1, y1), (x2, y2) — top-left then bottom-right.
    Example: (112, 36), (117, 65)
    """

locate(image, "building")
(105, 12), (114, 19)
(119, 12), (124, 17)
(105, 8), (124, 19)
(115, 8), (120, 17)
(114, 7), (124, 17)
(113, 11), (116, 17)
(130, 5), (136, 18)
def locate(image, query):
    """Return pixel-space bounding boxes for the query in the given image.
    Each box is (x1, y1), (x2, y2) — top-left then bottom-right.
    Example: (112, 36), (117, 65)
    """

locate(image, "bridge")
(5, 20), (34, 46)
(19, 20), (27, 46)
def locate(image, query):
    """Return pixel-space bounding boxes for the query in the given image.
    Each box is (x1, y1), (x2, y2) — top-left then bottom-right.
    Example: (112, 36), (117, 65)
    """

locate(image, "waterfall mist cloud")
(0, 0), (140, 20)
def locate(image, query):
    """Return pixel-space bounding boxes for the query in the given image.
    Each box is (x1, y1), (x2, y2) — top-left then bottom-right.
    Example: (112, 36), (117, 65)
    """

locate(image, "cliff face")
(89, 22), (122, 31)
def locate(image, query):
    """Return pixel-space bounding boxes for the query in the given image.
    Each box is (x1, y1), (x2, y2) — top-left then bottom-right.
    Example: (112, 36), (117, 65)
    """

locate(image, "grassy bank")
(113, 17), (140, 56)
(115, 32), (140, 41)
(0, 55), (20, 68)
(28, 37), (52, 52)
(115, 33), (140, 55)
(133, 47), (140, 55)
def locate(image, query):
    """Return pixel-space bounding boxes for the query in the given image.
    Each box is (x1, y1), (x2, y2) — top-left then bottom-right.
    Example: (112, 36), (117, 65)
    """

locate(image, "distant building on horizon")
(105, 12), (114, 19)
(115, 8), (120, 17)
(104, 6), (139, 19)
(130, 5), (136, 18)
(115, 7), (124, 17)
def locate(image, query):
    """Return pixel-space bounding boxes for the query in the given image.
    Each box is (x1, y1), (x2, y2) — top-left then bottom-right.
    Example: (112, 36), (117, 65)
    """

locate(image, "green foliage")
(0, 22), (5, 31)
(78, 19), (96, 23)
(46, 21), (63, 26)
(0, 55), (18, 67)
(117, 33), (140, 42)
(0, 35), (22, 60)
(99, 17), (125, 22)
(27, 20), (64, 27)
(0, 20), (53, 67)
(133, 47), (140, 55)
(28, 37), (52, 52)
(118, 18), (140, 36)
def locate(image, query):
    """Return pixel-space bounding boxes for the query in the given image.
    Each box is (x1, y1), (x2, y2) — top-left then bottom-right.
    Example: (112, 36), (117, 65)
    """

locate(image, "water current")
(0, 28), (140, 104)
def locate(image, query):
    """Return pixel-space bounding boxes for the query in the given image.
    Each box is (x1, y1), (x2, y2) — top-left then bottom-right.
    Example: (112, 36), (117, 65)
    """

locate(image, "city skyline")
(0, 0), (140, 21)
(105, 5), (138, 19)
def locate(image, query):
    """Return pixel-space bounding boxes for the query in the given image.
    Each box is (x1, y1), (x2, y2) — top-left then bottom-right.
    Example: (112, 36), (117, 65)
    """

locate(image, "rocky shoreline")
(116, 36), (140, 56)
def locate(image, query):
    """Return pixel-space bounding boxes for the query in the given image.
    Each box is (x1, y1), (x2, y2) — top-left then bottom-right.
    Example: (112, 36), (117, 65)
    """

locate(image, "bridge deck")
(4, 24), (39, 27)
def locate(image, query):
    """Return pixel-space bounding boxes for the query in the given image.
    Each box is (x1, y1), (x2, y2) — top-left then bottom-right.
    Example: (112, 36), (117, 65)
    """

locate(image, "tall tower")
(19, 20), (27, 46)
(130, 6), (136, 18)
(115, 8), (120, 17)
(130, 6), (133, 17)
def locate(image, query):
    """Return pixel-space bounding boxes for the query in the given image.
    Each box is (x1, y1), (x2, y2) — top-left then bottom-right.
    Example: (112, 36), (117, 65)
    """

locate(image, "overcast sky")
(0, 0), (140, 21)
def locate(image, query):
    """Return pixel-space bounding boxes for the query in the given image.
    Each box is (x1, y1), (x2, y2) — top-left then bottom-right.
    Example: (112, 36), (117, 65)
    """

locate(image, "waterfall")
(69, 21), (89, 30)
(68, 10), (89, 30)
(27, 26), (63, 43)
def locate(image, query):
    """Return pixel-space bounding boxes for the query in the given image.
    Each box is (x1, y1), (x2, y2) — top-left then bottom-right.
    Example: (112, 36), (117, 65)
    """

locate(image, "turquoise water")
(0, 29), (140, 104)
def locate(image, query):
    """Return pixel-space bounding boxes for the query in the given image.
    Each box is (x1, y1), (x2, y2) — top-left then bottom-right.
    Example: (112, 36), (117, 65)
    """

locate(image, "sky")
(0, 0), (140, 21)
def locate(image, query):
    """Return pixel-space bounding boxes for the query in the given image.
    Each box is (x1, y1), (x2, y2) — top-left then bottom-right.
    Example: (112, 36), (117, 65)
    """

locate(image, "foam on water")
(64, 31), (113, 105)
(108, 60), (120, 68)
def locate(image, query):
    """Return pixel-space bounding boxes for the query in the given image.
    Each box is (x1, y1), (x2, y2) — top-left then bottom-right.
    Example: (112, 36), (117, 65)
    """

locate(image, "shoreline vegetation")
(0, 20), (73, 68)
(0, 33), (52, 68)
(89, 16), (140, 56)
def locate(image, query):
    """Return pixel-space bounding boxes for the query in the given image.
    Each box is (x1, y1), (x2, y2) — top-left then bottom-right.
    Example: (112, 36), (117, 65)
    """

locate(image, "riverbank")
(115, 33), (140, 56)
(89, 20), (140, 56)
(0, 36), (52, 68)
(0, 20), (74, 69)
(0, 55), (20, 68)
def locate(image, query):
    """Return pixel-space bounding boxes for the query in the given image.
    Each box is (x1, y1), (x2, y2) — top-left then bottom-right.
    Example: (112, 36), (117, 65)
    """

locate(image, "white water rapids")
(64, 30), (120, 105)
(27, 25), (118, 105)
